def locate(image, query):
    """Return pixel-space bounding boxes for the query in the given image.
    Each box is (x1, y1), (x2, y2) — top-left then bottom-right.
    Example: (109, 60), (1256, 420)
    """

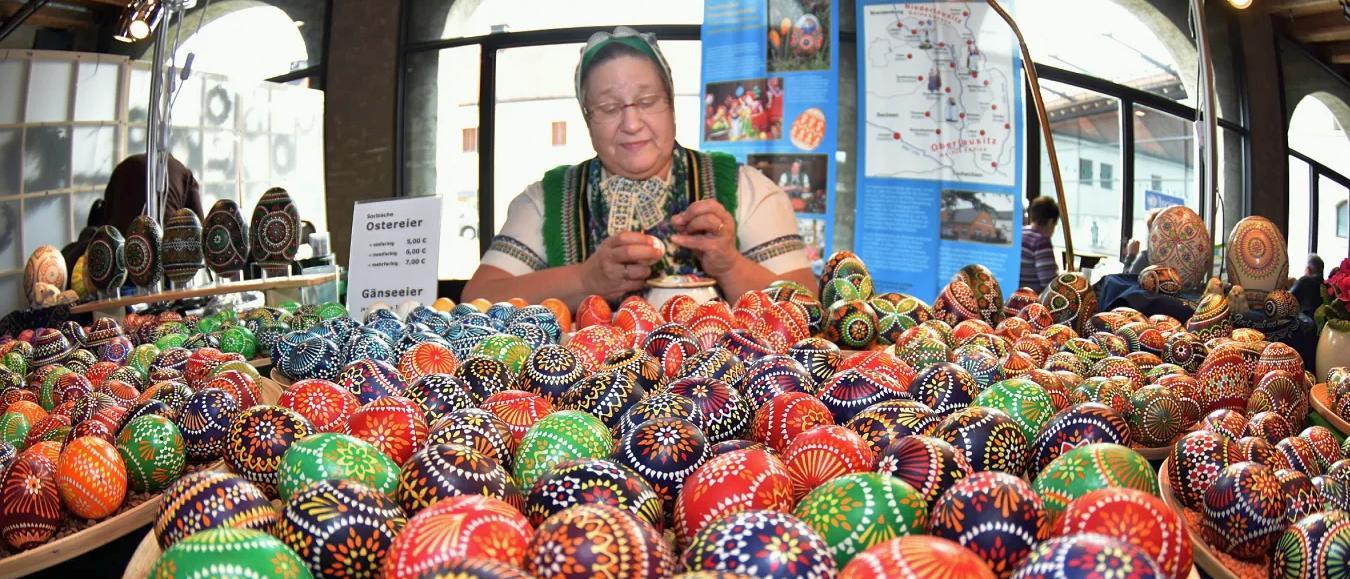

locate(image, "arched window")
(173, 3), (308, 82)
(1289, 94), (1350, 268)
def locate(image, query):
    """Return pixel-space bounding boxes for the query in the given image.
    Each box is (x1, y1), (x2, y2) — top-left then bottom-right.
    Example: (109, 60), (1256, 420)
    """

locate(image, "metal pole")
(985, 0), (1076, 271)
(145, 7), (169, 224)
(1192, 0), (1220, 268)
(0, 0), (51, 43)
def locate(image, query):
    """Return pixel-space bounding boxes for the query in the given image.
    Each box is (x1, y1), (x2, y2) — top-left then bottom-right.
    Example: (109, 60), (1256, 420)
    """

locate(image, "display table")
(71, 273), (339, 317)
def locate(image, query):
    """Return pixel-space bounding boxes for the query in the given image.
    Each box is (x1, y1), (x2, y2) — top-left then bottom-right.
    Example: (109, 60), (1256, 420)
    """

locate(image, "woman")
(1020, 196), (1060, 293)
(463, 27), (814, 308)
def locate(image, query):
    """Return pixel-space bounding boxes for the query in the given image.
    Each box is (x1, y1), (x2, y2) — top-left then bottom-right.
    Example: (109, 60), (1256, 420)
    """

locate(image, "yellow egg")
(71, 255), (93, 297)
(432, 297), (455, 312)
(470, 298), (492, 313)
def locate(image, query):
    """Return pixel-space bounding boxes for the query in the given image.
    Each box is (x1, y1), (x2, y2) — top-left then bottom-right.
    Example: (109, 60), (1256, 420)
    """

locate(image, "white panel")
(0, 199), (18, 271)
(25, 60), (72, 123)
(0, 275), (20, 314)
(73, 126), (116, 187)
(22, 193), (70, 254)
(0, 61), (25, 124)
(74, 61), (120, 122)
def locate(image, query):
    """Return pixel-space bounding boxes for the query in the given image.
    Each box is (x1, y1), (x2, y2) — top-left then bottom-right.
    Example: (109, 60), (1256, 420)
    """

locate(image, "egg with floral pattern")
(1032, 443), (1159, 522)
(665, 376), (751, 444)
(613, 416), (708, 521)
(1057, 488), (1192, 579)
(384, 495), (532, 574)
(277, 378), (358, 433)
(1202, 461), (1287, 559)
(148, 528), (311, 579)
(839, 535), (994, 579)
(153, 470), (280, 549)
(929, 471), (1052, 578)
(1272, 510), (1350, 579)
(1168, 429), (1243, 510)
(277, 432), (399, 501)
(426, 407), (516, 467)
(674, 448), (794, 543)
(783, 424), (876, 501)
(274, 478), (407, 578)
(396, 442), (519, 515)
(559, 370), (646, 431)
(1013, 533), (1162, 579)
(525, 503), (673, 579)
(347, 395), (429, 466)
(876, 434), (972, 508)
(224, 405), (314, 498)
(116, 415), (185, 492)
(933, 406), (1029, 476)
(524, 457), (663, 529)
(0, 450), (60, 550)
(682, 509), (834, 578)
(512, 410), (614, 492)
(1029, 403), (1133, 478)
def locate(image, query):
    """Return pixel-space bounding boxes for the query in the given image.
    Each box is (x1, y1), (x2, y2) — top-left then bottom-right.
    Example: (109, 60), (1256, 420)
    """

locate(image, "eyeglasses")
(584, 94), (670, 124)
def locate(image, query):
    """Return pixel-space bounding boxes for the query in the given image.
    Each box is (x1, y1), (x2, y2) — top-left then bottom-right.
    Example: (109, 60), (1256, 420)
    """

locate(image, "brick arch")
(131, 0), (325, 72)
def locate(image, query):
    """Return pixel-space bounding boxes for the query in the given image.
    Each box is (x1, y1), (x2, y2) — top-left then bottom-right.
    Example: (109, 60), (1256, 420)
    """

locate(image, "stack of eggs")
(130, 251), (1289, 579)
(0, 316), (274, 557)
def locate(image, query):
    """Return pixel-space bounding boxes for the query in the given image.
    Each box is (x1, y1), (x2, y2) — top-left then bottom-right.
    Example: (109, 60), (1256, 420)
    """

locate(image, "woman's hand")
(580, 232), (664, 301)
(671, 199), (740, 277)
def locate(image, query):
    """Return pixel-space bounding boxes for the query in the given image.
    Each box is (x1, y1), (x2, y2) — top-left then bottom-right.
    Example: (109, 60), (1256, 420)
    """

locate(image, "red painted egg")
(783, 425), (875, 501)
(1303, 426), (1343, 469)
(752, 391), (833, 453)
(278, 378), (360, 433)
(674, 448), (794, 543)
(575, 295), (613, 329)
(0, 450), (61, 550)
(384, 495), (531, 573)
(346, 395), (429, 466)
(482, 389), (555, 444)
(1168, 429), (1242, 510)
(397, 341), (460, 383)
(567, 324), (626, 372)
(840, 535), (995, 579)
(1057, 487), (1192, 579)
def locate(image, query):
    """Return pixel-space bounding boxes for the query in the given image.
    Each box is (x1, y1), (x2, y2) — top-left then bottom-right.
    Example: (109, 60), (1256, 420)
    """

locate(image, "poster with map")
(855, 0), (1025, 301)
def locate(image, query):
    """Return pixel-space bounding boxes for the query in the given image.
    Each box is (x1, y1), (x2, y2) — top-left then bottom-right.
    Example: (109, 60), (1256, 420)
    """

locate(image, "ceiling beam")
(0, 0), (95, 30)
(1269, 0), (1342, 15)
(1290, 17), (1350, 43)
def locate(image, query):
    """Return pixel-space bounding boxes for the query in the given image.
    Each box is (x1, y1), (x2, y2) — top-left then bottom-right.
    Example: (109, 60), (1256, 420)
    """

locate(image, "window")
(1099, 162), (1113, 190)
(1078, 159), (1094, 186)
(1339, 201), (1348, 238)
(463, 128), (479, 153)
(1150, 175), (1163, 192)
(551, 122), (567, 147)
(1040, 79), (1121, 255)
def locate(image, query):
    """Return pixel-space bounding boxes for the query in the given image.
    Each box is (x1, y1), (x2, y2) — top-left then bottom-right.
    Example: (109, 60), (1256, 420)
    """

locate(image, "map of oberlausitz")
(863, 2), (1016, 186)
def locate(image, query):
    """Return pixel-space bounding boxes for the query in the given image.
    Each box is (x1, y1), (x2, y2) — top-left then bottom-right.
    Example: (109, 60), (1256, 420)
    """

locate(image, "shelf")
(70, 273), (338, 314)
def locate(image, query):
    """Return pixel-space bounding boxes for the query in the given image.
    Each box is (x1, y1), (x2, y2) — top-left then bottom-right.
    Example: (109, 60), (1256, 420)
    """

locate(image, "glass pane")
(271, 134), (296, 179)
(243, 85), (270, 133)
(23, 193), (71, 254)
(0, 61), (27, 124)
(1289, 96), (1350, 177)
(203, 76), (237, 129)
(0, 275), (19, 315)
(0, 199), (18, 271)
(203, 129), (238, 183)
(173, 4), (310, 82)
(269, 86), (299, 135)
(127, 65), (151, 124)
(23, 126), (72, 193)
(202, 182), (236, 209)
(1319, 176), (1349, 267)
(170, 75), (204, 128)
(1289, 156), (1311, 268)
(170, 127), (204, 176)
(1039, 79), (1122, 263)
(74, 61), (120, 122)
(404, 45), (481, 280)
(25, 60), (72, 123)
(1014, 0), (1194, 108)
(242, 134), (270, 182)
(73, 126), (116, 187)
(411, 0), (704, 41)
(72, 189), (102, 232)
(1132, 105), (1198, 254)
(0, 129), (18, 197)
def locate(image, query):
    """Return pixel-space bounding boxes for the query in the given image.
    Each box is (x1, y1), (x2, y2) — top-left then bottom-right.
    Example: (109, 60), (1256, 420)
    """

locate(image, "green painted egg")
(276, 433), (399, 502)
(0, 412), (29, 446)
(972, 378), (1055, 444)
(512, 410), (614, 491)
(471, 334), (533, 375)
(154, 333), (188, 350)
(130, 344), (160, 372)
(1031, 442), (1157, 521)
(148, 528), (312, 579)
(1127, 384), (1185, 447)
(219, 326), (258, 359)
(116, 415), (185, 492)
(317, 302), (349, 320)
(794, 472), (929, 567)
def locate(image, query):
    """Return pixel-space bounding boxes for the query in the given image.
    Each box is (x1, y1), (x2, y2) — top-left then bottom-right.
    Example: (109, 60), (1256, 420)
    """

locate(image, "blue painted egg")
(787, 337), (842, 387)
(876, 434), (972, 507)
(453, 356), (516, 402)
(599, 348), (664, 393)
(345, 330), (396, 364)
(153, 471), (280, 549)
(929, 471), (1051, 578)
(1029, 402), (1132, 477)
(716, 328), (775, 364)
(613, 416), (708, 519)
(1272, 511), (1350, 579)
(818, 369), (909, 423)
(952, 345), (1001, 389)
(933, 406), (1029, 476)
(524, 458), (663, 529)
(677, 347), (746, 385)
(615, 392), (705, 440)
(843, 399), (941, 457)
(283, 335), (342, 381)
(907, 362), (979, 415)
(397, 443), (519, 515)
(1203, 461), (1288, 559)
(426, 407), (516, 468)
(682, 510), (835, 578)
(665, 376), (750, 444)
(336, 359), (408, 404)
(275, 479), (407, 578)
(739, 354), (814, 406)
(404, 374), (476, 422)
(517, 345), (588, 404)
(179, 388), (238, 462)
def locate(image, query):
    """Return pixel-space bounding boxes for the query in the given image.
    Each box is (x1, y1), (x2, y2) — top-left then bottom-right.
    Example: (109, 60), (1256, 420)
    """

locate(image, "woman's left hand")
(671, 199), (741, 277)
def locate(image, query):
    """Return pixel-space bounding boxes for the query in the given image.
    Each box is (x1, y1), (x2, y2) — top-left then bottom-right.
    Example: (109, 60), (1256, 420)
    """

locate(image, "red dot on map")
(936, 129), (942, 134)
(918, 75), (924, 81)
(907, 54), (913, 59)
(963, 11), (970, 16)
(992, 162), (999, 168)
(950, 62), (956, 68)
(992, 104), (998, 110)
(959, 113), (966, 119)
(980, 130), (986, 135)
(892, 132), (901, 140)
(945, 87), (951, 93)
(924, 111), (931, 117)
(984, 80), (990, 86)
(1004, 123), (1011, 129)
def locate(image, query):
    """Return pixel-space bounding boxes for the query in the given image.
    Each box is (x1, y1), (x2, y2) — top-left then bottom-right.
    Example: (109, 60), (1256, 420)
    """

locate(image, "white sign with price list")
(346, 196), (443, 315)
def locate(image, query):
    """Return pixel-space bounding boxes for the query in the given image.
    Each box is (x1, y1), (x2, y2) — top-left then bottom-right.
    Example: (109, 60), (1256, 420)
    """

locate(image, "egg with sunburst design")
(929, 471), (1051, 579)
(426, 407), (516, 467)
(153, 471), (280, 550)
(1031, 442), (1158, 521)
(384, 495), (532, 574)
(116, 415), (185, 493)
(665, 376), (750, 444)
(613, 416), (708, 520)
(85, 225), (126, 292)
(674, 448), (794, 543)
(277, 378), (357, 433)
(512, 410), (613, 492)
(1202, 461), (1287, 560)
(933, 405), (1029, 476)
(1041, 273), (1098, 336)
(682, 509), (835, 579)
(347, 395), (429, 466)
(525, 504), (673, 579)
(876, 434), (972, 508)
(825, 299), (879, 349)
(839, 535), (995, 579)
(1227, 215), (1289, 296)
(792, 472), (928, 567)
(274, 478), (407, 578)
(1029, 403), (1132, 478)
(524, 457), (663, 529)
(1057, 488), (1192, 579)
(0, 450), (59, 550)
(1168, 429), (1242, 510)
(1272, 511), (1350, 579)
(224, 405), (313, 498)
(396, 442), (519, 515)
(250, 187), (302, 272)
(788, 337), (843, 387)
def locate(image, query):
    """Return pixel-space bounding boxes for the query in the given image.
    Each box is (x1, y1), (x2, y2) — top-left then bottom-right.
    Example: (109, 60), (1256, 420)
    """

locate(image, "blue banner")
(854, 1), (1025, 301)
(701, 0), (841, 271)
(1145, 190), (1185, 211)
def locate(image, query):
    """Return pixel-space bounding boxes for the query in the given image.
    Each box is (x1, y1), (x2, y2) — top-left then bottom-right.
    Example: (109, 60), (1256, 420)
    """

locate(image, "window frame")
(1290, 148), (1350, 254)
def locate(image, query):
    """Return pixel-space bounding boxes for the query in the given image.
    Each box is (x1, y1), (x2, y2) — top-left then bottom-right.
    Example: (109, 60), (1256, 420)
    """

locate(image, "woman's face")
(583, 55), (676, 180)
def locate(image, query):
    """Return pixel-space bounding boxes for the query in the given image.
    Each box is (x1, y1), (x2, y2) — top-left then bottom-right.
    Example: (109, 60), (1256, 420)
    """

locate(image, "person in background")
(1121, 208), (1162, 275)
(1021, 196), (1059, 293)
(101, 154), (203, 234)
(462, 27), (813, 309)
(61, 199), (105, 278)
(1291, 254), (1325, 318)
(778, 160), (810, 195)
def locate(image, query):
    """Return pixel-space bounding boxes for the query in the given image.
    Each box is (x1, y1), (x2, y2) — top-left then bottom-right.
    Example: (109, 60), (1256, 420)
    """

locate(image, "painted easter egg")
(517, 344), (587, 403)
(276, 432), (399, 501)
(1227, 215), (1289, 295)
(224, 405), (314, 498)
(907, 362), (979, 415)
(1014, 534), (1162, 579)
(1168, 429), (1242, 511)
(783, 424), (876, 501)
(384, 495), (532, 574)
(56, 436), (127, 519)
(525, 504), (672, 579)
(123, 215), (162, 288)
(277, 378), (358, 433)
(876, 434), (973, 508)
(0, 450), (60, 550)
(613, 416), (708, 518)
(524, 458), (663, 529)
(153, 470), (279, 549)
(825, 299), (879, 349)
(973, 378), (1055, 445)
(24, 245), (67, 306)
(85, 225), (126, 292)
(179, 388), (238, 462)
(1139, 265), (1183, 296)
(250, 187), (302, 269)
(1032, 443), (1158, 521)
(1149, 205), (1210, 290)
(1057, 487), (1192, 579)
(1029, 403), (1133, 478)
(274, 478), (407, 578)
(426, 406), (516, 468)
(933, 406), (1029, 476)
(752, 391), (832, 453)
(336, 359), (409, 405)
(404, 373), (476, 423)
(559, 370), (646, 431)
(682, 509), (834, 579)
(203, 199), (249, 275)
(666, 376), (751, 444)
(346, 395), (429, 466)
(161, 208), (204, 285)
(148, 528), (311, 579)
(1128, 385), (1185, 447)
(788, 337), (843, 387)
(116, 415), (185, 492)
(817, 368), (908, 424)
(839, 535), (995, 579)
(396, 442), (518, 515)
(512, 410), (613, 492)
(1272, 511), (1350, 579)
(674, 448), (794, 543)
(929, 471), (1052, 578)
(1202, 461), (1288, 559)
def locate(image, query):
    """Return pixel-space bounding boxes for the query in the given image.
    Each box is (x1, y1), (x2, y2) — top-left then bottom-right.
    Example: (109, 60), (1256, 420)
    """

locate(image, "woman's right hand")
(580, 232), (664, 301)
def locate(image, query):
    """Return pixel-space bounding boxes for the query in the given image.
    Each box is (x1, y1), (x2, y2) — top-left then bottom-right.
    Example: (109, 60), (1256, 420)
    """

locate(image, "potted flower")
(1315, 258), (1350, 380)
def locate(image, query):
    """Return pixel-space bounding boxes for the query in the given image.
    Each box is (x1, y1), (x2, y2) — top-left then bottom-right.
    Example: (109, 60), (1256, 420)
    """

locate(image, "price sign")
(346, 196), (443, 315)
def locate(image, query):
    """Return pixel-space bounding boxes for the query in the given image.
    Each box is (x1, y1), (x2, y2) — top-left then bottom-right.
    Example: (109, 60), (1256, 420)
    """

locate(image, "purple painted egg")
(817, 369), (909, 424)
(681, 509), (834, 578)
(739, 355), (814, 406)
(179, 388), (238, 462)
(1029, 402), (1132, 478)
(524, 458), (663, 529)
(665, 376), (750, 444)
(907, 362), (979, 415)
(929, 471), (1051, 578)
(1168, 429), (1242, 510)
(1202, 461), (1287, 560)
(933, 406), (1029, 476)
(843, 399), (942, 457)
(876, 434), (971, 507)
(397, 443), (519, 515)
(336, 359), (409, 405)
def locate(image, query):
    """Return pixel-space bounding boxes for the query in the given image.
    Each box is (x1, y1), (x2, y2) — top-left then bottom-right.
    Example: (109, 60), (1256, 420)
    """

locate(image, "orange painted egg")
(56, 436), (127, 519)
